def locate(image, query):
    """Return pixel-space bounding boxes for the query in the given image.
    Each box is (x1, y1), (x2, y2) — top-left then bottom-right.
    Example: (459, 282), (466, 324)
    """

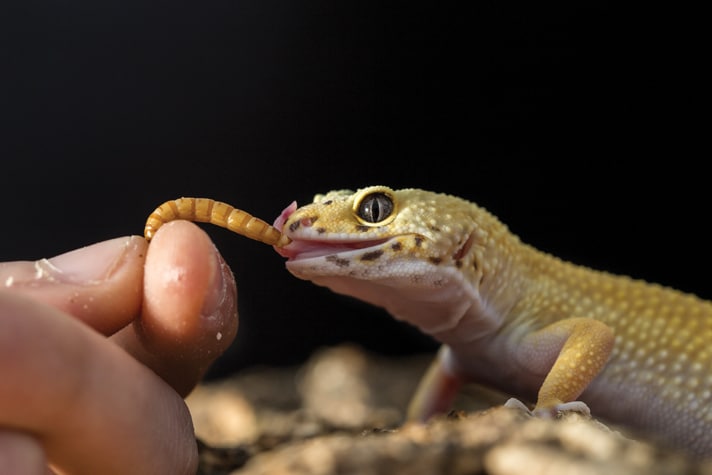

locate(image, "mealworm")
(144, 197), (291, 247)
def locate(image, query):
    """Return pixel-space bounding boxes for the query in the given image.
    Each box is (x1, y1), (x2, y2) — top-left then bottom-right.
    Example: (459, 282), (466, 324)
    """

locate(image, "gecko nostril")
(288, 216), (317, 232)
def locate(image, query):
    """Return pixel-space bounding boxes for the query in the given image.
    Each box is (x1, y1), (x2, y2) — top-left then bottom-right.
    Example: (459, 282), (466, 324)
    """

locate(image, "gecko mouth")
(272, 201), (393, 261)
(275, 238), (391, 261)
(272, 201), (396, 261)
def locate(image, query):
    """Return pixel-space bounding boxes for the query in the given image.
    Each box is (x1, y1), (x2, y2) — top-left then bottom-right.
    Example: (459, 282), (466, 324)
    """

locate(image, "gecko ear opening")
(352, 186), (398, 226)
(452, 231), (476, 261)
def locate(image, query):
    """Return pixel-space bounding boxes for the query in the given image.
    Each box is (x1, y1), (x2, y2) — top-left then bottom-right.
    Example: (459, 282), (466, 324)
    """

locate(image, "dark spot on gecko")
(391, 242), (402, 251)
(325, 255), (350, 267)
(316, 227), (326, 234)
(429, 225), (441, 232)
(414, 236), (424, 247)
(355, 225), (371, 232)
(361, 250), (384, 261)
(455, 260), (463, 268)
(429, 257), (442, 265)
(323, 200), (333, 205)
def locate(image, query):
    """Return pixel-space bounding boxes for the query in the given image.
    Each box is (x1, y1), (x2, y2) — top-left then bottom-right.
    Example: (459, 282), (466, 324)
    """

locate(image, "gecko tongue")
(273, 201), (297, 258)
(273, 201), (297, 232)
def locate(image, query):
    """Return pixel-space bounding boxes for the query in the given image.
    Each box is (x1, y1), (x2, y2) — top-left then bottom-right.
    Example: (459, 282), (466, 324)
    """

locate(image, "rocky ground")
(187, 345), (712, 475)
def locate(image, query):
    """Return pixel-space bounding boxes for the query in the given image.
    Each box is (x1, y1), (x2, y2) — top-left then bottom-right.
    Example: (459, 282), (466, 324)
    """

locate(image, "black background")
(1, 3), (706, 378)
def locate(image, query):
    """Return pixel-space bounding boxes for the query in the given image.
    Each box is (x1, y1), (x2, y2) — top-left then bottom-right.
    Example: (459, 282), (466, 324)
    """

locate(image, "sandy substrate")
(188, 345), (710, 475)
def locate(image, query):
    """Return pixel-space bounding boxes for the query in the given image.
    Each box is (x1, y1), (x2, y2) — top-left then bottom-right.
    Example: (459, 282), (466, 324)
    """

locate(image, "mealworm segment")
(144, 197), (291, 247)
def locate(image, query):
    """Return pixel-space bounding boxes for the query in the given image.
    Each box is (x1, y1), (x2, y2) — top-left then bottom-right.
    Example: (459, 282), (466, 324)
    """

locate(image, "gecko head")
(275, 186), (418, 273)
(273, 186), (482, 285)
(272, 185), (497, 337)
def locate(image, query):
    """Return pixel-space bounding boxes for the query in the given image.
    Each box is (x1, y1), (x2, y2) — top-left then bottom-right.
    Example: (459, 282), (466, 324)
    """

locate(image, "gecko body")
(275, 186), (712, 457)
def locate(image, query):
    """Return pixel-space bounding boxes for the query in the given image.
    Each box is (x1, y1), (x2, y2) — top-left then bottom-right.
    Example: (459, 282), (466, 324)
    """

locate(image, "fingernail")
(200, 246), (228, 319)
(38, 236), (139, 284)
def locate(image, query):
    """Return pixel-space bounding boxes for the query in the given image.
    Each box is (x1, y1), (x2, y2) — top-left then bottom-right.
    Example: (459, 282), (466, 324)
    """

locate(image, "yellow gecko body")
(275, 186), (712, 457)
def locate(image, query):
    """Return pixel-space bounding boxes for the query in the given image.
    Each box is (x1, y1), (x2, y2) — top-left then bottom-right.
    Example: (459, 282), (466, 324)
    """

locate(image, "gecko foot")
(504, 398), (591, 419)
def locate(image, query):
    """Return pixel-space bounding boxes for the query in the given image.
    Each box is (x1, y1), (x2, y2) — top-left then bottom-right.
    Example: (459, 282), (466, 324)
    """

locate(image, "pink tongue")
(273, 201), (297, 232)
(273, 201), (298, 258)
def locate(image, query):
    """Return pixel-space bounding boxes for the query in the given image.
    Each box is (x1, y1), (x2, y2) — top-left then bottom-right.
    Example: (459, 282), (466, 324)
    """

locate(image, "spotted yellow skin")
(279, 185), (712, 457)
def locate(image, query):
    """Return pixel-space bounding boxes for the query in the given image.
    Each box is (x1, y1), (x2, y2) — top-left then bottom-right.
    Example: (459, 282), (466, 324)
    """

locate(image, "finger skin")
(0, 221), (239, 473)
(0, 236), (146, 335)
(0, 291), (198, 475)
(0, 221), (239, 395)
(0, 430), (49, 475)
(114, 220), (239, 396)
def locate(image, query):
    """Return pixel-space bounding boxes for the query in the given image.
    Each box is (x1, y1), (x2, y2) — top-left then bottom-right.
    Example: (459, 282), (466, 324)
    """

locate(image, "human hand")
(0, 220), (238, 474)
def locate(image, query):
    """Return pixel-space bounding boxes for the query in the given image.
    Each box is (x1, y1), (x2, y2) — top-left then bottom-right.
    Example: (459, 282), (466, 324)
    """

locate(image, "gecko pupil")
(358, 192), (394, 223)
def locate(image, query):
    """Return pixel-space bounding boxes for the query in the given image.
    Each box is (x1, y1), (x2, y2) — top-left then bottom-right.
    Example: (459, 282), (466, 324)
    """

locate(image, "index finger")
(0, 236), (146, 335)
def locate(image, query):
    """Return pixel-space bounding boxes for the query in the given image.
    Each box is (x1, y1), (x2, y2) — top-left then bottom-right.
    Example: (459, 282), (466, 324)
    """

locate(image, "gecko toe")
(504, 398), (533, 415)
(504, 398), (591, 420)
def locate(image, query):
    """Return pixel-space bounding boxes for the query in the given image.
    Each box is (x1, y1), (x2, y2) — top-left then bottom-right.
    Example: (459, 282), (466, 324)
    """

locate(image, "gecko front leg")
(407, 318), (614, 422)
(406, 346), (463, 421)
(510, 317), (615, 417)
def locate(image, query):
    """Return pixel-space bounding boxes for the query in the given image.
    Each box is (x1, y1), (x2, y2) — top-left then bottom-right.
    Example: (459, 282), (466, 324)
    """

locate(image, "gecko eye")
(357, 192), (394, 223)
